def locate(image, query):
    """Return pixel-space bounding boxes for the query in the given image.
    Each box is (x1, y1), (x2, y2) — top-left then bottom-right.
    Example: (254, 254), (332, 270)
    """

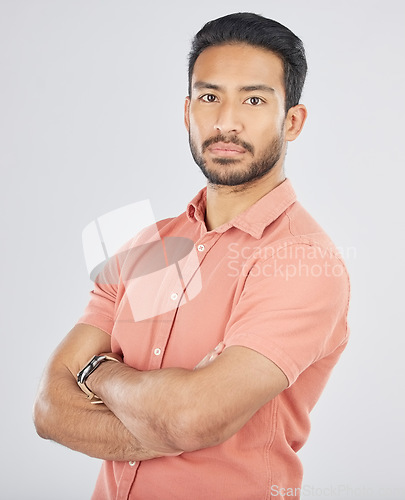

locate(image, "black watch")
(77, 354), (119, 400)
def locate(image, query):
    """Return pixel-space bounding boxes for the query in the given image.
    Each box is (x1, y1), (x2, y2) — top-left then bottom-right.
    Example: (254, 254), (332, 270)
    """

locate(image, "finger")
(194, 342), (226, 370)
(194, 353), (212, 370)
(214, 341), (225, 354)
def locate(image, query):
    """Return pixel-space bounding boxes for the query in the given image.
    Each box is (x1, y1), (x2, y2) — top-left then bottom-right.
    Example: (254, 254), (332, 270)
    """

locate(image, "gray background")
(1, 0), (404, 499)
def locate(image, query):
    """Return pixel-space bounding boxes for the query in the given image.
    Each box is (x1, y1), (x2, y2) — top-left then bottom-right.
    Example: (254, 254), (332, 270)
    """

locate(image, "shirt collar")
(186, 178), (297, 239)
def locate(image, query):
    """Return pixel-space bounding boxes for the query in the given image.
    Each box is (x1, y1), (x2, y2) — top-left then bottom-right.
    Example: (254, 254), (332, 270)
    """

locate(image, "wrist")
(86, 357), (119, 395)
(77, 354), (121, 402)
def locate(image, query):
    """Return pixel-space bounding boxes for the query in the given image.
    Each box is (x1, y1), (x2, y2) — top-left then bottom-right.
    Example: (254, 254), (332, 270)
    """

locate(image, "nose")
(214, 101), (243, 135)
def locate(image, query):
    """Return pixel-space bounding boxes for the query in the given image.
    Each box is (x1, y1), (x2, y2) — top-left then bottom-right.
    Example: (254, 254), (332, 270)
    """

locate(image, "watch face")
(77, 355), (106, 383)
(78, 356), (95, 382)
(77, 366), (86, 383)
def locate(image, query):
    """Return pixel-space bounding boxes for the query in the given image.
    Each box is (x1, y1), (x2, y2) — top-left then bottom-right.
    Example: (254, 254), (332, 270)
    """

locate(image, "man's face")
(185, 43), (288, 187)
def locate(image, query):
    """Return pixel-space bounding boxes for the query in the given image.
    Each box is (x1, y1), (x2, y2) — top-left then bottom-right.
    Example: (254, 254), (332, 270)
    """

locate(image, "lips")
(208, 142), (246, 154)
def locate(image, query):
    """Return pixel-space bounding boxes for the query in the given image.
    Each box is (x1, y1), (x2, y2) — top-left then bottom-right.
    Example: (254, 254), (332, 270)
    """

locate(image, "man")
(34, 12), (350, 500)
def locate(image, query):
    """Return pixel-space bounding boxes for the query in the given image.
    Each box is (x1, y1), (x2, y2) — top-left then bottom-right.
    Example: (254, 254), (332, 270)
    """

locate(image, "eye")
(200, 94), (218, 103)
(244, 97), (264, 106)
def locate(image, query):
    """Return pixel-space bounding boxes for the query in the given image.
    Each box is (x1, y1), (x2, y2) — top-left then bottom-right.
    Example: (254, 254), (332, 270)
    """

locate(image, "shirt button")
(129, 461), (136, 466)
(171, 292), (178, 300)
(197, 244), (205, 252)
(154, 348), (161, 356)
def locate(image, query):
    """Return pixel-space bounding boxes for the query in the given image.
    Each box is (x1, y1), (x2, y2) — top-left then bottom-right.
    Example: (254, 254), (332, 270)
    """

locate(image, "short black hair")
(188, 12), (307, 112)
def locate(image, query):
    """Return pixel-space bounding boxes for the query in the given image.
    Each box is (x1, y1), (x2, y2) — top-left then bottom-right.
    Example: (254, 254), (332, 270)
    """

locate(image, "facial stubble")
(189, 132), (284, 188)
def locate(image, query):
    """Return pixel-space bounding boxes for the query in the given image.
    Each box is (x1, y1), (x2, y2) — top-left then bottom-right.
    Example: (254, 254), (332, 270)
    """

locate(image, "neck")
(205, 166), (285, 231)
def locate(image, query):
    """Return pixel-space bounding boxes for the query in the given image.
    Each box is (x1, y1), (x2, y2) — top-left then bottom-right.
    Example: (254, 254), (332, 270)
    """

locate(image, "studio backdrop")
(0, 1), (404, 499)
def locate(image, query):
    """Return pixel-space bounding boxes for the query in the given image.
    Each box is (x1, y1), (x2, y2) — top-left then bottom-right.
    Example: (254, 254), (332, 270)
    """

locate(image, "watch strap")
(77, 354), (120, 401)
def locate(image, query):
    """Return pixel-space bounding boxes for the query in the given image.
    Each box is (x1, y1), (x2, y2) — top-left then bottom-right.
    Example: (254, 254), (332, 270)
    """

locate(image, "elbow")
(32, 393), (53, 440)
(32, 399), (47, 439)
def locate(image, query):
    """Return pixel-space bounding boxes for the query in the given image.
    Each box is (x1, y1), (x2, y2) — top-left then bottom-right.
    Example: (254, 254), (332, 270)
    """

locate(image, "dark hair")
(188, 12), (307, 112)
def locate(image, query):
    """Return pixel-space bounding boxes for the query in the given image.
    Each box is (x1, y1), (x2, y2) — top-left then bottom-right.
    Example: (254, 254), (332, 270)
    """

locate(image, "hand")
(194, 342), (225, 370)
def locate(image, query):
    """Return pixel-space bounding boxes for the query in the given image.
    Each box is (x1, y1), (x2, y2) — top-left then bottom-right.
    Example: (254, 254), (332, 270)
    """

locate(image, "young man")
(34, 13), (350, 500)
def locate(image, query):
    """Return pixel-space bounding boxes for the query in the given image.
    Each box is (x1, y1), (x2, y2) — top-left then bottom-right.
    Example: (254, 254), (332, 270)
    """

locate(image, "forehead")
(192, 43), (285, 91)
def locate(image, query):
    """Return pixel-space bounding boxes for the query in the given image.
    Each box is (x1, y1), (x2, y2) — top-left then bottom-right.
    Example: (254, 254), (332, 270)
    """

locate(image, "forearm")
(33, 364), (170, 461)
(87, 345), (287, 455)
(88, 360), (230, 453)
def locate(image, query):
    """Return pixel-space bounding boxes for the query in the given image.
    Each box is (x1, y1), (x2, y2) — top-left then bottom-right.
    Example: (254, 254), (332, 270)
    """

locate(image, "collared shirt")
(78, 179), (350, 500)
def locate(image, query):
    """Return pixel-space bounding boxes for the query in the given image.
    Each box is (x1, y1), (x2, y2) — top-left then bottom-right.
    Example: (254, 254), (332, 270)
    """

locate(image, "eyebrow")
(240, 84), (275, 93)
(193, 81), (222, 91)
(193, 81), (275, 93)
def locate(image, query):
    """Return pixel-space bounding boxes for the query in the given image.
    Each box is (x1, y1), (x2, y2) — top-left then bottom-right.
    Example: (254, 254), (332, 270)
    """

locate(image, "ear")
(285, 104), (307, 142)
(184, 96), (191, 132)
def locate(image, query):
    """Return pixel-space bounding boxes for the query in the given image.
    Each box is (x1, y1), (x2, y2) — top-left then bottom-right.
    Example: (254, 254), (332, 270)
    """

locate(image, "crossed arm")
(33, 323), (288, 462)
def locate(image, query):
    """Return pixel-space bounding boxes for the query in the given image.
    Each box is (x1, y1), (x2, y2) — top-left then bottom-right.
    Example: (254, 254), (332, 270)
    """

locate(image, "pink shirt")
(78, 179), (350, 500)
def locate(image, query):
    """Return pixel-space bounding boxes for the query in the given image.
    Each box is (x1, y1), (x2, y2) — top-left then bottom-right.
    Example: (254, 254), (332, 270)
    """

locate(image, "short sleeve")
(224, 243), (350, 386)
(76, 251), (122, 335)
(76, 221), (172, 334)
